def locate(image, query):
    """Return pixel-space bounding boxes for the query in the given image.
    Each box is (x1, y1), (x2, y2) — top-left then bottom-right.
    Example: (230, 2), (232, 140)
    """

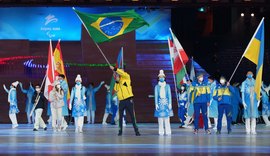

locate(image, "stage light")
(251, 13), (254, 17)
(198, 7), (206, 12)
(241, 13), (244, 17)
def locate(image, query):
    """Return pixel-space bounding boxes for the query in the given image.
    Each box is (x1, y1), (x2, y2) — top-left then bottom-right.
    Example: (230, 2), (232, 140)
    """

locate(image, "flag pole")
(228, 17), (264, 82)
(167, 37), (180, 104)
(169, 28), (190, 80)
(73, 7), (112, 66)
(121, 47), (124, 69)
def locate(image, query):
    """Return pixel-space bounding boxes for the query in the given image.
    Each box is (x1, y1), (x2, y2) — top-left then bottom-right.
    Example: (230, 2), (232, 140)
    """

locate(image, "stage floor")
(0, 123), (270, 155)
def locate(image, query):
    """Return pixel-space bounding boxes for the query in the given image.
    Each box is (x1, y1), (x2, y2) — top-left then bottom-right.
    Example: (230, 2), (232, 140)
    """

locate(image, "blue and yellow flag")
(73, 8), (149, 43)
(243, 18), (264, 100)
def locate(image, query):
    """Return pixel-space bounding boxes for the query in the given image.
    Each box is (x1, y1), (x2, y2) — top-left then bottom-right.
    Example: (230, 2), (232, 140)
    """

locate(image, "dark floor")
(0, 123), (270, 155)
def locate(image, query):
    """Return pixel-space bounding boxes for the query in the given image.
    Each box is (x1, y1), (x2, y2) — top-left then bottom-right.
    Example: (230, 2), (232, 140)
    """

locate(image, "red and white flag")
(44, 40), (57, 100)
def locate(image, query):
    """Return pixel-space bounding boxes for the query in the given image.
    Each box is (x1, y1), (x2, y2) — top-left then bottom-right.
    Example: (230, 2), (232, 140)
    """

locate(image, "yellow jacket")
(114, 68), (134, 101)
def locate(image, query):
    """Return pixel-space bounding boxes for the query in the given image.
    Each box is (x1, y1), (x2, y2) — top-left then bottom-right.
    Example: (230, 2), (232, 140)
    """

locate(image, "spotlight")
(251, 13), (254, 17)
(241, 13), (245, 17)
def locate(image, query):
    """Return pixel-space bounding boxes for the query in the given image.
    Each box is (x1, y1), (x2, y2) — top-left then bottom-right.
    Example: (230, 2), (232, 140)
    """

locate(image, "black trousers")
(118, 97), (139, 132)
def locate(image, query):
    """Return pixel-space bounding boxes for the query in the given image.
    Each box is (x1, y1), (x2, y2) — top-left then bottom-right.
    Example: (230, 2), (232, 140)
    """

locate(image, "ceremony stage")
(0, 123), (270, 155)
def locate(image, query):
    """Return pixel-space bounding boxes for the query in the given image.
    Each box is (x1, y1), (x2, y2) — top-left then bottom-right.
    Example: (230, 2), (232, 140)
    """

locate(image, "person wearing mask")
(177, 84), (187, 128)
(213, 77), (234, 134)
(3, 81), (20, 129)
(49, 81), (64, 132)
(189, 74), (211, 134)
(69, 74), (87, 133)
(19, 82), (35, 124)
(57, 74), (69, 130)
(241, 71), (260, 135)
(109, 65), (140, 136)
(32, 84), (47, 131)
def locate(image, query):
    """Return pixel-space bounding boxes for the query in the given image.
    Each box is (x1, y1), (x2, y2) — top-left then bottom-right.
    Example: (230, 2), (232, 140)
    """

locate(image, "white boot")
(262, 115), (270, 126)
(213, 118), (218, 130)
(245, 118), (251, 134)
(251, 118), (257, 135)
(208, 117), (212, 128)
(158, 118), (164, 135)
(102, 113), (109, 125)
(164, 117), (171, 135)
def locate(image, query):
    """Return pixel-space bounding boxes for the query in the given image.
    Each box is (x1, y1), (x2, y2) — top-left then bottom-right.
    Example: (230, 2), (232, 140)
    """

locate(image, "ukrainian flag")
(243, 18), (264, 101)
(73, 8), (149, 43)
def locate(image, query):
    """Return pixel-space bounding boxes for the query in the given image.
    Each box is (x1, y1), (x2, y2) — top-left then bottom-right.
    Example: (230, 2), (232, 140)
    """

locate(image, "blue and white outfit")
(19, 83), (35, 124)
(86, 82), (104, 124)
(261, 84), (270, 126)
(4, 81), (20, 128)
(110, 96), (119, 125)
(208, 81), (218, 129)
(241, 77), (259, 134)
(70, 75), (87, 133)
(178, 90), (187, 127)
(154, 70), (173, 135)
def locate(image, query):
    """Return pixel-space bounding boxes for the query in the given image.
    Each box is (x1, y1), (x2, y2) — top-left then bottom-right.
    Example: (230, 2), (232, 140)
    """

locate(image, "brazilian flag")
(73, 8), (149, 43)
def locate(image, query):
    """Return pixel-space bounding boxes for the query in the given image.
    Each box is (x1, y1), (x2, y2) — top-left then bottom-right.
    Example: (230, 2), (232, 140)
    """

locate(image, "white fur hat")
(12, 81), (19, 87)
(158, 70), (166, 77)
(75, 74), (82, 82)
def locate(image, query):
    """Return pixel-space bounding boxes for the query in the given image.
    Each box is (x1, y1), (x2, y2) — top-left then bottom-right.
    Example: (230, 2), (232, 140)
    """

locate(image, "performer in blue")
(184, 81), (194, 128)
(177, 84), (187, 128)
(86, 81), (104, 124)
(261, 83), (270, 126)
(213, 76), (234, 134)
(207, 76), (218, 130)
(189, 73), (211, 134)
(110, 96), (118, 125)
(241, 71), (260, 135)
(57, 74), (69, 130)
(231, 83), (242, 124)
(3, 81), (20, 128)
(154, 70), (173, 135)
(69, 74), (87, 133)
(102, 84), (112, 125)
(19, 82), (35, 124)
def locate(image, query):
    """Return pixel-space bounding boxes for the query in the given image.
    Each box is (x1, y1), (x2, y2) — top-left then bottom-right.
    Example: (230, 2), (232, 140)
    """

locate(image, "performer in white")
(3, 81), (20, 128)
(69, 75), (87, 133)
(154, 70), (173, 135)
(102, 84), (112, 125)
(49, 81), (64, 132)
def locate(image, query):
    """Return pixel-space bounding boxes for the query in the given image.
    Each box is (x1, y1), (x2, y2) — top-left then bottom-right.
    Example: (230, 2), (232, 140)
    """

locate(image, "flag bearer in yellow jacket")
(189, 73), (211, 134)
(213, 77), (234, 134)
(109, 65), (140, 136)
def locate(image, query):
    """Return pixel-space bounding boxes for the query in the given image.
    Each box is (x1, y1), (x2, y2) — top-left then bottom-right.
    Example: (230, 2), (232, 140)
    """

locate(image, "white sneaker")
(102, 122), (108, 125)
(251, 131), (257, 135)
(159, 132), (164, 136)
(62, 125), (68, 131)
(246, 132), (250, 135)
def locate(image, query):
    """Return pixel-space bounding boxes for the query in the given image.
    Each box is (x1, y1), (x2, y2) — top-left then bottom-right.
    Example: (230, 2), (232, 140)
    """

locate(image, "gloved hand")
(243, 102), (247, 109)
(155, 104), (159, 110)
(257, 100), (260, 108)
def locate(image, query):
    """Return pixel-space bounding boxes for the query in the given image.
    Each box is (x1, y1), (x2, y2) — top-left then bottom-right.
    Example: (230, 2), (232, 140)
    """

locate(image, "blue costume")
(241, 78), (259, 119)
(190, 81), (210, 131)
(60, 80), (69, 116)
(110, 96), (118, 125)
(5, 87), (19, 114)
(19, 83), (35, 123)
(154, 83), (173, 118)
(231, 86), (242, 123)
(261, 87), (270, 116)
(105, 91), (112, 114)
(209, 81), (218, 118)
(70, 85), (87, 117)
(86, 83), (103, 112)
(213, 84), (234, 133)
(178, 91), (187, 127)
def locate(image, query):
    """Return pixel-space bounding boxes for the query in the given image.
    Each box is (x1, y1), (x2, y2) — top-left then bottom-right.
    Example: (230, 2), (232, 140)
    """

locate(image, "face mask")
(76, 81), (81, 85)
(159, 78), (165, 82)
(220, 79), (225, 84)
(181, 87), (185, 90)
(36, 88), (41, 92)
(247, 74), (253, 79)
(198, 77), (203, 82)
(59, 79), (63, 82)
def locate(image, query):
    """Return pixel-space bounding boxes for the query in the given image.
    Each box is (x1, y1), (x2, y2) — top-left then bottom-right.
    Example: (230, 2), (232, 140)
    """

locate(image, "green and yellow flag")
(73, 8), (149, 43)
